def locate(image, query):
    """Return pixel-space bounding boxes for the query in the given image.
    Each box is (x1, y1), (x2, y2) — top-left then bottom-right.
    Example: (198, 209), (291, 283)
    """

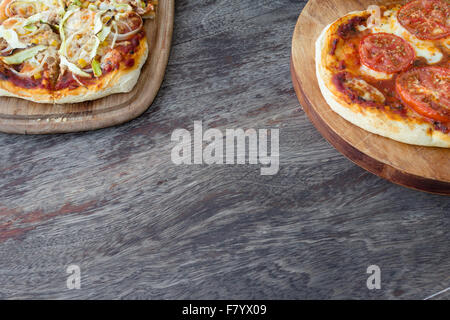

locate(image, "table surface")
(0, 0), (448, 300)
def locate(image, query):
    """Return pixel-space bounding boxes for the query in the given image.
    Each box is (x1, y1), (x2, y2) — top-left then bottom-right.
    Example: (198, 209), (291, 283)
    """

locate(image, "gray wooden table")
(0, 0), (448, 300)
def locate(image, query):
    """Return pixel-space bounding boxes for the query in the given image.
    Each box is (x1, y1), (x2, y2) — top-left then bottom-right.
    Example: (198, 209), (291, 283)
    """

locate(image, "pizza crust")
(0, 87), (53, 103)
(52, 40), (148, 104)
(0, 78), (54, 103)
(315, 11), (450, 148)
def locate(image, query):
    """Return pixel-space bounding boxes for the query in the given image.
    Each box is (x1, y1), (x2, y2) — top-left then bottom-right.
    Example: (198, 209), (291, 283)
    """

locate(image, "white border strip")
(424, 286), (450, 300)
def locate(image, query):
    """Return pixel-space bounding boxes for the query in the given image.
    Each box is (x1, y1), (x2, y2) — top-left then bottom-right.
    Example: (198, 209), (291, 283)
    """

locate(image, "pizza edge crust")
(52, 38), (149, 104)
(315, 11), (450, 148)
(0, 81), (54, 104)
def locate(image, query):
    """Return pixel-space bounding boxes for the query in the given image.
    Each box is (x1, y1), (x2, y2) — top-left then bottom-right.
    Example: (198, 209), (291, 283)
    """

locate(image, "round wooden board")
(0, 1), (174, 134)
(291, 0), (450, 195)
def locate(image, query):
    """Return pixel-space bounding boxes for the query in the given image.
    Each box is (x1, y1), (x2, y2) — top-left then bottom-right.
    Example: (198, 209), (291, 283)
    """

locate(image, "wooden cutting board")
(0, 0), (174, 134)
(291, 0), (450, 195)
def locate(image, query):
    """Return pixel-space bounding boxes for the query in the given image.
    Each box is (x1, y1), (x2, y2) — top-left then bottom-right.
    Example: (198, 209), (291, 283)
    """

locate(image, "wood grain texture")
(0, 1), (174, 134)
(291, 0), (450, 195)
(0, 0), (449, 300)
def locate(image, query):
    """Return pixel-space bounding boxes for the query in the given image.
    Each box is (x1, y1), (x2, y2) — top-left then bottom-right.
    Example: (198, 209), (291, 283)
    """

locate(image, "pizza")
(315, 0), (450, 148)
(0, 0), (157, 104)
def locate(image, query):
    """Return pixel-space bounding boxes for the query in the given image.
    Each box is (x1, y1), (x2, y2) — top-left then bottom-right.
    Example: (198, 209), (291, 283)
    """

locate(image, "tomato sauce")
(337, 16), (368, 39)
(116, 31), (144, 56)
(0, 64), (44, 89)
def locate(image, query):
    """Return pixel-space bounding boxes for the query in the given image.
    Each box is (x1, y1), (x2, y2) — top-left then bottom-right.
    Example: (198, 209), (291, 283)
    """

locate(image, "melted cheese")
(347, 78), (386, 104)
(360, 63), (393, 80)
(444, 38), (450, 50)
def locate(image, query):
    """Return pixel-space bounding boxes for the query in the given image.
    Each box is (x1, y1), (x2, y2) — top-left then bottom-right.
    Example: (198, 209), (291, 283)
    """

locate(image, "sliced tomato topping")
(398, 0), (450, 40)
(359, 33), (415, 74)
(396, 67), (450, 122)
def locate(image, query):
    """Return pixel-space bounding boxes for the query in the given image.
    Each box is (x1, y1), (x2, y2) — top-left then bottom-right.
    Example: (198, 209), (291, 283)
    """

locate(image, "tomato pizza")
(0, 0), (157, 104)
(315, 0), (450, 148)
